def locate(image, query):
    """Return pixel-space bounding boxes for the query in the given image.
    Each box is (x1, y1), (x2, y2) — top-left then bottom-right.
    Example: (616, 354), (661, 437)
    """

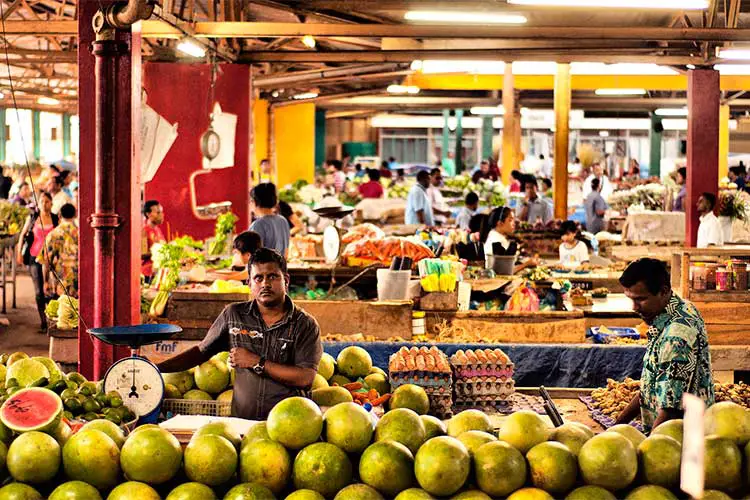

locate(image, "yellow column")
(554, 63), (571, 220)
(252, 98), (270, 181)
(273, 103), (316, 187)
(719, 104), (730, 180)
(502, 64), (517, 185)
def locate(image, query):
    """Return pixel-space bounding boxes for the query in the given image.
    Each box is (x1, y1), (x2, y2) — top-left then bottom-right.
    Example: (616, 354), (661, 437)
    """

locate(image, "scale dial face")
(200, 128), (221, 160)
(323, 225), (341, 263)
(103, 357), (164, 419)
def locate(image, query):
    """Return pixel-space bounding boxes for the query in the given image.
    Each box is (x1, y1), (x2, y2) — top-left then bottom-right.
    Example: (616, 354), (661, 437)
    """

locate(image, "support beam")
(441, 109), (450, 175)
(686, 69), (720, 248)
(0, 108), (5, 163)
(502, 64), (516, 186)
(481, 116), (493, 162)
(31, 109), (40, 160)
(554, 63), (571, 221)
(62, 111), (70, 157)
(454, 109), (464, 175)
(719, 104), (730, 180)
(649, 113), (663, 178)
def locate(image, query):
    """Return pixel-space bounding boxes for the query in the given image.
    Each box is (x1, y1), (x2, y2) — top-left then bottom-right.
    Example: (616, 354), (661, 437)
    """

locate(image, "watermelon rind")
(6, 359), (50, 388)
(0, 387), (63, 433)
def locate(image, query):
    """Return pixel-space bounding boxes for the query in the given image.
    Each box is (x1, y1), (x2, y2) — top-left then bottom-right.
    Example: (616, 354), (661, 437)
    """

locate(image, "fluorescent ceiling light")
(599, 131), (610, 137)
(512, 61), (557, 75)
(301, 35), (316, 49)
(508, 0), (708, 9)
(655, 107), (688, 117)
(687, 64), (696, 69)
(293, 92), (318, 100)
(387, 84), (420, 94)
(714, 64), (750, 75)
(405, 11), (527, 24)
(176, 39), (206, 58)
(0, 92), (4, 99)
(416, 60), (506, 74)
(718, 49), (750, 60)
(470, 106), (505, 115)
(571, 62), (677, 75)
(37, 97), (59, 105)
(595, 88), (647, 96)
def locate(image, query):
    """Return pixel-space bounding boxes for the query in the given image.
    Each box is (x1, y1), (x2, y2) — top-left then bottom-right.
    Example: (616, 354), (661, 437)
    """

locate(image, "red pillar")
(78, 0), (141, 379)
(686, 69), (720, 248)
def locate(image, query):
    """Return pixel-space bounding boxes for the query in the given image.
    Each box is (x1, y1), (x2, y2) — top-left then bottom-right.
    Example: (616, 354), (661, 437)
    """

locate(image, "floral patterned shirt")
(36, 220), (78, 298)
(640, 294), (714, 431)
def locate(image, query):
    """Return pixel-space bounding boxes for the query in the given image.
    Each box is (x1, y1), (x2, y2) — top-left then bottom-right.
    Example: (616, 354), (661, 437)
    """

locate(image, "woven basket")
(162, 399), (231, 417)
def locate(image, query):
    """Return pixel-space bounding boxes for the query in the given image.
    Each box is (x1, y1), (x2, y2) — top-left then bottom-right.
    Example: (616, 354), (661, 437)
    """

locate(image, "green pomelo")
(194, 359), (230, 395)
(165, 482), (218, 500)
(318, 353), (336, 381)
(506, 488), (554, 500)
(239, 438), (291, 494)
(607, 424), (646, 449)
(705, 435), (742, 493)
(457, 430), (497, 457)
(564, 486), (617, 500)
(194, 421), (241, 450)
(223, 483), (276, 500)
(217, 389), (233, 403)
(162, 371), (194, 395)
(242, 422), (270, 449)
(623, 485), (677, 500)
(333, 484), (384, 500)
(267, 396), (323, 450)
(49, 481), (103, 500)
(164, 384), (182, 399)
(312, 387), (353, 407)
(450, 491), (491, 500)
(81, 419), (126, 448)
(130, 424), (160, 434)
(106, 481), (160, 500)
(184, 434), (238, 487)
(637, 435), (681, 489)
(5, 359), (49, 388)
(364, 374), (389, 396)
(293, 442), (353, 498)
(414, 436), (470, 497)
(473, 440), (527, 497)
(0, 441), (7, 473)
(447, 410), (492, 437)
(0, 483), (42, 500)
(0, 387), (62, 433)
(324, 402), (374, 453)
(337, 346), (372, 379)
(359, 440), (415, 497)
(0, 420), (13, 444)
(6, 352), (29, 367)
(703, 491), (733, 500)
(394, 489), (435, 500)
(568, 422), (595, 439)
(705, 401), (750, 445)
(369, 366), (387, 377)
(312, 374), (329, 390)
(120, 427), (183, 485)
(7, 430), (60, 483)
(183, 389), (213, 401)
(421, 415), (446, 440)
(285, 489), (325, 500)
(374, 408), (426, 454)
(526, 441), (577, 495)
(390, 385), (430, 415)
(578, 432), (637, 491)
(651, 419), (683, 444)
(31, 357), (61, 379)
(549, 423), (592, 456)
(213, 351), (230, 364)
(48, 420), (73, 446)
(330, 375), (352, 387)
(62, 429), (121, 490)
(497, 410), (551, 454)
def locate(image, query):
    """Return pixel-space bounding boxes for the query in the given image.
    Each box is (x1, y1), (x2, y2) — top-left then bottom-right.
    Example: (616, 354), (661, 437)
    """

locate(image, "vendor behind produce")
(484, 207), (539, 273)
(517, 176), (552, 225)
(249, 183), (290, 257)
(157, 248), (323, 420)
(141, 200), (166, 281)
(231, 231), (262, 271)
(558, 221), (589, 269)
(615, 258), (714, 432)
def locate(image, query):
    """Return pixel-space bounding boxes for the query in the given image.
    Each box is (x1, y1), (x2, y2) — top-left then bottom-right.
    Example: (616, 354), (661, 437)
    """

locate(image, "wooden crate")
(420, 292), (458, 311)
(297, 300), (413, 340)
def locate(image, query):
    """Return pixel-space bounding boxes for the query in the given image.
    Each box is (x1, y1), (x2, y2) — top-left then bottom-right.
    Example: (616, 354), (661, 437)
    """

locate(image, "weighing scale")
(315, 206), (355, 263)
(89, 324), (182, 424)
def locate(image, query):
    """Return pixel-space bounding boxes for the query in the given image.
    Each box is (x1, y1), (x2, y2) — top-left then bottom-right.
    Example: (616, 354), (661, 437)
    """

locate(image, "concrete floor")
(0, 271), (54, 357)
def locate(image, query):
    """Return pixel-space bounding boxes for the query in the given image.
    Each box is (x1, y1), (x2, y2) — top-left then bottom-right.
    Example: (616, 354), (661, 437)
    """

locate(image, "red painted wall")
(143, 63), (250, 239)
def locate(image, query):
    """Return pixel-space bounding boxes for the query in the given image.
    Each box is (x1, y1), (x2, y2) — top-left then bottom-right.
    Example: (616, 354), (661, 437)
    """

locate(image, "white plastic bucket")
(376, 269), (411, 301)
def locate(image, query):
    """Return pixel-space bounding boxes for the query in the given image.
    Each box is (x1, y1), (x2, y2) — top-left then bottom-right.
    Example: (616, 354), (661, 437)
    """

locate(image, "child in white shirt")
(559, 220), (590, 269)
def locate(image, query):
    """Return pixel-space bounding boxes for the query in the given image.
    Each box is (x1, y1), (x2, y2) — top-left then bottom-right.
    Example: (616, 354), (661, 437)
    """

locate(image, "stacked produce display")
(0, 201), (28, 236)
(451, 349), (515, 411)
(389, 346), (453, 418)
(311, 348), (392, 409)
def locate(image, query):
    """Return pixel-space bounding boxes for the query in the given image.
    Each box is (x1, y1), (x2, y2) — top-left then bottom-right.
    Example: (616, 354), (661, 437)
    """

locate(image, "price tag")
(680, 393), (706, 499)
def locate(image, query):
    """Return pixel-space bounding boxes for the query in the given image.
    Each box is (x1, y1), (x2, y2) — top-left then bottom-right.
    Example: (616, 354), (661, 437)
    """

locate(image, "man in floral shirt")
(614, 258), (714, 432)
(37, 203), (78, 298)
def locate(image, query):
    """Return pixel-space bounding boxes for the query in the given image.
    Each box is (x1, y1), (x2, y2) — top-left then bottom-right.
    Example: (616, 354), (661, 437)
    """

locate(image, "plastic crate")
(588, 327), (640, 344)
(162, 399), (231, 417)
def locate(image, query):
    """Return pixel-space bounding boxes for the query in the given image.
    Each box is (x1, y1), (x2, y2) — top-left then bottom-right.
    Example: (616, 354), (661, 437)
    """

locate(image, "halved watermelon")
(1, 387), (63, 433)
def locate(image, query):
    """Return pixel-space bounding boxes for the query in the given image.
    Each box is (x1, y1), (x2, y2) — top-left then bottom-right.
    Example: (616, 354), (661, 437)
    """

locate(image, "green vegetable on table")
(208, 212), (238, 256)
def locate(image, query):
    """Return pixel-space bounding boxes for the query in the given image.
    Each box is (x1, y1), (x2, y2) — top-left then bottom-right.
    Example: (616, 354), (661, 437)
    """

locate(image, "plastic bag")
(505, 284), (540, 312)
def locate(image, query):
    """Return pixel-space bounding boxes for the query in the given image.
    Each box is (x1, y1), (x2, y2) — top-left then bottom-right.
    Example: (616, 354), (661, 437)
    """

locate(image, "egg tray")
(428, 394), (454, 419)
(389, 372), (453, 392)
(453, 369), (514, 381)
(452, 393), (546, 415)
(453, 379), (515, 397)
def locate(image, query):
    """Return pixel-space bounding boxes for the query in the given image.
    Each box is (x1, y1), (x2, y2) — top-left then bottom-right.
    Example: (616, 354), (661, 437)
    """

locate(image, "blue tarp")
(324, 342), (645, 388)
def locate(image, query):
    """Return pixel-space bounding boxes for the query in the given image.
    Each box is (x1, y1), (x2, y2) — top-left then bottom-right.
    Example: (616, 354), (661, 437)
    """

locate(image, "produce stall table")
(0, 234), (19, 314)
(287, 262), (383, 298)
(547, 270), (625, 293)
(624, 210), (685, 243)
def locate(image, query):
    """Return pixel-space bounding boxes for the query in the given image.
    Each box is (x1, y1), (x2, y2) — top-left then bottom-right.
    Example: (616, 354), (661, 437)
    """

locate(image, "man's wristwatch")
(252, 357), (266, 375)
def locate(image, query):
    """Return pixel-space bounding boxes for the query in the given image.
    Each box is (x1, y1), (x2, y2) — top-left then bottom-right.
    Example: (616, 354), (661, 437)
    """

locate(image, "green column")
(0, 108), (6, 163)
(442, 109), (450, 165)
(481, 116), (493, 162)
(649, 113), (663, 178)
(454, 109), (464, 174)
(62, 113), (71, 158)
(32, 110), (40, 160)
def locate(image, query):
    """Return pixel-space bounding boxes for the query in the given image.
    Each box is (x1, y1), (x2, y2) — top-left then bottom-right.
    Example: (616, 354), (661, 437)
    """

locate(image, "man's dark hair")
(252, 182), (278, 209)
(367, 169), (381, 181)
(542, 178), (552, 190)
(511, 170), (522, 181)
(677, 167), (687, 180)
(430, 167), (441, 177)
(233, 231), (262, 255)
(619, 258), (670, 295)
(355, 163), (362, 171)
(250, 247), (288, 274)
(465, 191), (479, 206)
(416, 170), (430, 183)
(591, 178), (601, 192)
(702, 192), (717, 211)
(381, 161), (389, 169)
(397, 168), (405, 178)
(143, 200), (160, 217)
(524, 175), (537, 190)
(539, 154), (545, 160)
(51, 175), (64, 187)
(388, 157), (396, 163)
(330, 160), (343, 171)
(560, 220), (577, 235)
(60, 203), (76, 220)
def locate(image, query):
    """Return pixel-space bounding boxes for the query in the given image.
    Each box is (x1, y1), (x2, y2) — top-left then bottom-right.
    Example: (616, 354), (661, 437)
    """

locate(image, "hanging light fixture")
(177, 39), (206, 58)
(302, 35), (316, 49)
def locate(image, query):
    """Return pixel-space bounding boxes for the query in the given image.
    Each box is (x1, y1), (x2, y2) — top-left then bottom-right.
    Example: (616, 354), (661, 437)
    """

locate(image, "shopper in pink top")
(16, 191), (58, 331)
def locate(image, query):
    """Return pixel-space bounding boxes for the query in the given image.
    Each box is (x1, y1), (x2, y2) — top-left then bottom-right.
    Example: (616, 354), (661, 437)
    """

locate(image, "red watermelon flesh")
(1, 387), (63, 433)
